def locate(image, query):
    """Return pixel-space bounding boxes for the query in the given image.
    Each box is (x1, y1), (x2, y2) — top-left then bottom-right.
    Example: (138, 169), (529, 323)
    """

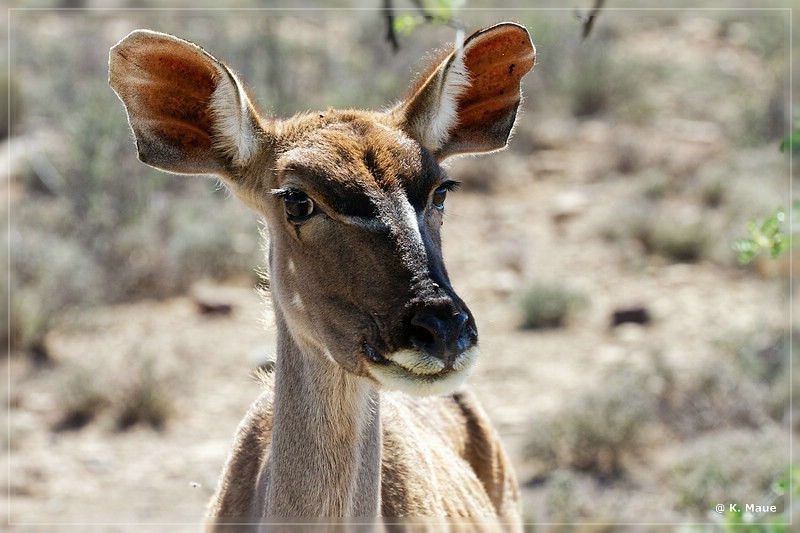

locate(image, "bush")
(53, 364), (109, 431)
(516, 281), (588, 330)
(557, 36), (642, 118)
(654, 333), (785, 437)
(9, 20), (263, 359)
(9, 221), (103, 357)
(668, 427), (786, 514)
(113, 357), (174, 431)
(525, 369), (655, 478)
(636, 219), (711, 263)
(543, 469), (583, 523)
(52, 355), (175, 432)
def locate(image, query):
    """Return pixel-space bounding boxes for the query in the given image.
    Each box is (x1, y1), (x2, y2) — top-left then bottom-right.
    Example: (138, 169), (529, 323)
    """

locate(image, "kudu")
(109, 22), (534, 530)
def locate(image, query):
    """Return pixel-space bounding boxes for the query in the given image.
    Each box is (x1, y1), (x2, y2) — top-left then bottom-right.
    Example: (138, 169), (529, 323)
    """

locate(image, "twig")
(576, 0), (606, 41)
(383, 0), (400, 53)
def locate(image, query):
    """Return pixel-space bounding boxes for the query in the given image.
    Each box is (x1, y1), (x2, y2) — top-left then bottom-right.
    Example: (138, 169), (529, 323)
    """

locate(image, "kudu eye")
(432, 181), (460, 210)
(432, 187), (448, 210)
(283, 191), (315, 221)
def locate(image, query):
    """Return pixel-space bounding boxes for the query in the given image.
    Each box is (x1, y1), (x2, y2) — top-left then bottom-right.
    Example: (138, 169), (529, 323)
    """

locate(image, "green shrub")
(639, 171), (674, 201)
(715, 331), (791, 426)
(516, 281), (588, 330)
(699, 178), (727, 209)
(598, 204), (713, 264)
(653, 350), (775, 440)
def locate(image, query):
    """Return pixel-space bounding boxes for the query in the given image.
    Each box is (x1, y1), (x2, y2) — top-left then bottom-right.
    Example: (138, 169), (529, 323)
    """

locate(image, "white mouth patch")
(366, 346), (479, 397)
(389, 349), (445, 375)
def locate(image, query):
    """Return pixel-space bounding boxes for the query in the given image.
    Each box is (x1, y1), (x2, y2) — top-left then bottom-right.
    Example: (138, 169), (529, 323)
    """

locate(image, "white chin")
(366, 346), (479, 397)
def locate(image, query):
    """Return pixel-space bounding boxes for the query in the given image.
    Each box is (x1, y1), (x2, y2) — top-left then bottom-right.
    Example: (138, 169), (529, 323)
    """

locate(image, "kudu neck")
(266, 308), (382, 518)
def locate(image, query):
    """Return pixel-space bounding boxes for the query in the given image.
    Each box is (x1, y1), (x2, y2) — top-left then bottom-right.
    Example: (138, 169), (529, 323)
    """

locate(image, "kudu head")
(109, 23), (534, 396)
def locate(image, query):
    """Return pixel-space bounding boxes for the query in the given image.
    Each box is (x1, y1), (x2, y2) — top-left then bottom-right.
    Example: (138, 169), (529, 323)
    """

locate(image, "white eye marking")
(398, 194), (424, 249)
(375, 189), (428, 278)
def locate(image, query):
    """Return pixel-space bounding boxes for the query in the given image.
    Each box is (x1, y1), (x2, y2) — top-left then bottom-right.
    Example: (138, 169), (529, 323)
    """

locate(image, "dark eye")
(283, 191), (315, 221)
(432, 181), (460, 210)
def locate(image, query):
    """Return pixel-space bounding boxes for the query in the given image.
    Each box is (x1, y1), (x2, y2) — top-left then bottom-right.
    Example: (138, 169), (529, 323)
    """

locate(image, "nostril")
(409, 310), (470, 360)
(410, 325), (435, 345)
(409, 314), (440, 349)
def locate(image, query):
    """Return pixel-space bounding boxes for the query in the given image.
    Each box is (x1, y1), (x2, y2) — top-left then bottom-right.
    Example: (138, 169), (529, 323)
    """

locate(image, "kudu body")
(109, 22), (534, 530)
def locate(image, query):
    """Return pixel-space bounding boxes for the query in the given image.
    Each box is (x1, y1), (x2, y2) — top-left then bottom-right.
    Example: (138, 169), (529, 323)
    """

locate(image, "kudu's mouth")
(360, 291), (479, 395)
(362, 342), (479, 397)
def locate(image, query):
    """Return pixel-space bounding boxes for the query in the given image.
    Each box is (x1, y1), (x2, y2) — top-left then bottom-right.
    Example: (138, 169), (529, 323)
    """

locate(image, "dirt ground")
(4, 5), (796, 531)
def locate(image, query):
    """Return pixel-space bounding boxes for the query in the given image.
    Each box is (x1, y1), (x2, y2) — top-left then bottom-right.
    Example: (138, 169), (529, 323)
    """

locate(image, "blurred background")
(3, 0), (797, 529)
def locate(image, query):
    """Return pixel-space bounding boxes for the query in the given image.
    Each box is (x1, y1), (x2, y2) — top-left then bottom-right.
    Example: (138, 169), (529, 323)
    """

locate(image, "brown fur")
(109, 23), (534, 531)
(208, 377), (519, 528)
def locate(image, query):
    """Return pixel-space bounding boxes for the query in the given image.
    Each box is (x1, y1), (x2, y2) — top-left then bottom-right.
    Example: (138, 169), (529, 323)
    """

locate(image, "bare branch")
(383, 0), (400, 53)
(576, 0), (606, 41)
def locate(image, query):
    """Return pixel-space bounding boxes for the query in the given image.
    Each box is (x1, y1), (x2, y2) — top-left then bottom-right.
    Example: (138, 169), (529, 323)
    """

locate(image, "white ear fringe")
(208, 64), (258, 166)
(419, 35), (471, 151)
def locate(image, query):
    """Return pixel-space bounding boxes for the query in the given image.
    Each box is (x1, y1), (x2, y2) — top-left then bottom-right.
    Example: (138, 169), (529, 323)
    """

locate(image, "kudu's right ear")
(109, 30), (262, 177)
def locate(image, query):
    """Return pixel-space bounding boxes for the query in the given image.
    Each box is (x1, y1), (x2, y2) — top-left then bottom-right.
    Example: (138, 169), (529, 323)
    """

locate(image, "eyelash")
(432, 180), (460, 209)
(441, 180), (462, 192)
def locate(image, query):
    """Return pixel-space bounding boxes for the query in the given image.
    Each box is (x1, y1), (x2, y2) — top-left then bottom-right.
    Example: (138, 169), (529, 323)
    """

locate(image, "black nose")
(409, 307), (475, 366)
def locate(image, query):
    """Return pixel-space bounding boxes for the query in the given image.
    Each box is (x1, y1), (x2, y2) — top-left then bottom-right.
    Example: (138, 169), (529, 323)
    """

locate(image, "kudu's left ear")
(395, 22), (535, 160)
(109, 30), (262, 178)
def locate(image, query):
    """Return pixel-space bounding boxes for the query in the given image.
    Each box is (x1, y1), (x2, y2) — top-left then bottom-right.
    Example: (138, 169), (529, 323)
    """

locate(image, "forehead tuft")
(278, 111), (436, 191)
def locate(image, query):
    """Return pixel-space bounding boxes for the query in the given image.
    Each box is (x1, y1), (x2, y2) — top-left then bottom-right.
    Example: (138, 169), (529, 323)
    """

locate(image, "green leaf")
(394, 15), (422, 36)
(780, 129), (799, 153)
(427, 0), (466, 20)
(735, 207), (790, 264)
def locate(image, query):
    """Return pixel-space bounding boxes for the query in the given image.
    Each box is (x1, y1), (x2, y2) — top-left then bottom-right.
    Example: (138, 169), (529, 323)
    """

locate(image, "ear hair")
(412, 32), (471, 151)
(209, 62), (259, 167)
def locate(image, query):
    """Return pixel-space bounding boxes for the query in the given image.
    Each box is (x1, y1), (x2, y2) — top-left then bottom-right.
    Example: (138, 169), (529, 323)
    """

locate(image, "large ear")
(395, 22), (535, 159)
(109, 29), (261, 176)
